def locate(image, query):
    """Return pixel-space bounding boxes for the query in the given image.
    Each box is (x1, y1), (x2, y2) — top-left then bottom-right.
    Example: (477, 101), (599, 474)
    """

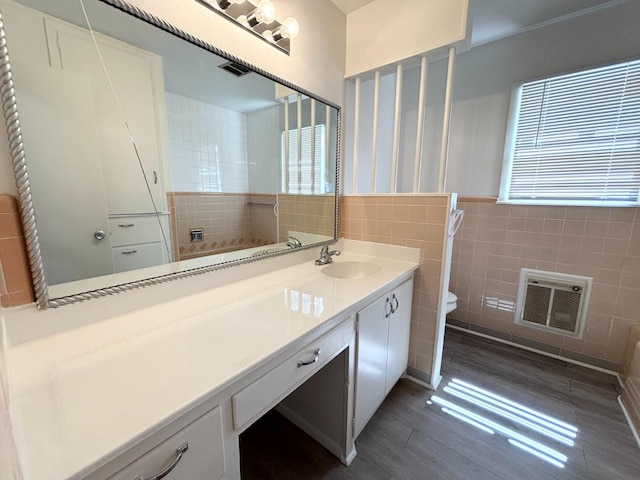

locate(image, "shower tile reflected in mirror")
(168, 192), (277, 260)
(166, 92), (248, 193)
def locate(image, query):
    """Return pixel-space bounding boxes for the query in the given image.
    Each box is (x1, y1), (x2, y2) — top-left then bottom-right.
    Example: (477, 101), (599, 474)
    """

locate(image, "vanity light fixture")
(198, 0), (299, 55)
(237, 0), (276, 28)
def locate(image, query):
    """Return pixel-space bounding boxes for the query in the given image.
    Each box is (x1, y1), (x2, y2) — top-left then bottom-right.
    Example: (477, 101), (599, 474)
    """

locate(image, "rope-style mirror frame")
(0, 0), (340, 309)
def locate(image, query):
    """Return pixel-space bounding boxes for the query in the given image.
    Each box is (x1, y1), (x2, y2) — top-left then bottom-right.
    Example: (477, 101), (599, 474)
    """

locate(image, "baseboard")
(343, 445), (358, 466)
(275, 403), (344, 460)
(446, 324), (619, 376)
(405, 367), (440, 390)
(618, 395), (640, 449)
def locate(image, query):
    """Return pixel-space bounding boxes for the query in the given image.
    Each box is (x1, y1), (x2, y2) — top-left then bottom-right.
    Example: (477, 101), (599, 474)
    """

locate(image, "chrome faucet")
(286, 235), (302, 248)
(315, 245), (341, 265)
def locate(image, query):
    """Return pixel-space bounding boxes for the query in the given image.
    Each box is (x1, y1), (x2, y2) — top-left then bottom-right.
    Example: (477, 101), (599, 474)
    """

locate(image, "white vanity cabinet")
(107, 406), (225, 480)
(354, 276), (413, 437)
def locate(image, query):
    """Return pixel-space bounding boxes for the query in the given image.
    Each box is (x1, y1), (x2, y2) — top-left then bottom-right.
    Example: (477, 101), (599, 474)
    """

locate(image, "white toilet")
(446, 291), (457, 314)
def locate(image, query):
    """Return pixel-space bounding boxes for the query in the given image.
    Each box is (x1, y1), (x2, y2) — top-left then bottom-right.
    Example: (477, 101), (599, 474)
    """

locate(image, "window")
(281, 124), (326, 194)
(499, 59), (640, 206)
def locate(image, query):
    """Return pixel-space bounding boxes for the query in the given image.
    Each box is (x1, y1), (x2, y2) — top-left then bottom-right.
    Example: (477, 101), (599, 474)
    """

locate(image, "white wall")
(345, 0), (469, 77)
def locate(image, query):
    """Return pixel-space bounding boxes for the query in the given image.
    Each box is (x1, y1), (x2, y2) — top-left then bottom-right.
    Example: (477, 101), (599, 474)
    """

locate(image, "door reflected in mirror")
(2, 0), (338, 306)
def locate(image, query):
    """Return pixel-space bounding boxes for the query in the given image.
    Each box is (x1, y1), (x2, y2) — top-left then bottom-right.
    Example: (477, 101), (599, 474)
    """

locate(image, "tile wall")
(278, 194), (335, 243)
(249, 195), (278, 244)
(0, 196), (33, 308)
(340, 194), (450, 380)
(449, 198), (640, 371)
(168, 192), (276, 260)
(165, 92), (248, 193)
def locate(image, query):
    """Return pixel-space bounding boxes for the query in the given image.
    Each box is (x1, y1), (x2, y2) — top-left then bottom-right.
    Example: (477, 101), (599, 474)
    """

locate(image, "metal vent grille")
(218, 61), (252, 77)
(548, 289), (581, 332)
(516, 269), (592, 338)
(522, 284), (551, 326)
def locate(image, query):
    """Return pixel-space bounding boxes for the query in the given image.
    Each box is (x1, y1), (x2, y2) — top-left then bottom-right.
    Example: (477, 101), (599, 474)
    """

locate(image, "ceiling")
(330, 0), (626, 47)
(330, 0), (376, 15)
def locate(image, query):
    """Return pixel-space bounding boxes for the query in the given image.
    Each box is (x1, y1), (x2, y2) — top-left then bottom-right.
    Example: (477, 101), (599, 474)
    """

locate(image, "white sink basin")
(321, 261), (381, 279)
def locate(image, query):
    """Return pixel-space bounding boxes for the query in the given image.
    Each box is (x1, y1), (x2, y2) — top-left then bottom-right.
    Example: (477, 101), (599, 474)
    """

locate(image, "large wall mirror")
(1, 0), (340, 308)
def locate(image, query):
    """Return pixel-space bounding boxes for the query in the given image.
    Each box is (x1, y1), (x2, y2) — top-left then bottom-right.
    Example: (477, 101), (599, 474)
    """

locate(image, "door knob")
(94, 230), (106, 241)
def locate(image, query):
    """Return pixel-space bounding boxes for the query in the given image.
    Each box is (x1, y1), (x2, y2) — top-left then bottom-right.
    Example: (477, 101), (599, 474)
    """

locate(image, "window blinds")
(282, 125), (326, 194)
(503, 59), (640, 204)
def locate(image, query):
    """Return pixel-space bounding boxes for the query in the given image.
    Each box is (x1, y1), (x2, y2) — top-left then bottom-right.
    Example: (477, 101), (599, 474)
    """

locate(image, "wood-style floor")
(240, 328), (640, 479)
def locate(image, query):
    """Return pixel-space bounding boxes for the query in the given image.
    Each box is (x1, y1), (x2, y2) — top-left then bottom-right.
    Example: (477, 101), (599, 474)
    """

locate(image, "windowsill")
(496, 199), (640, 208)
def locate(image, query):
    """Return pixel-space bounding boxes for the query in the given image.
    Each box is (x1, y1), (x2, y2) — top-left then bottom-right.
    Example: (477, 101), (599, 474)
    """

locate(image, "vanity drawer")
(112, 243), (164, 272)
(232, 318), (354, 431)
(108, 406), (225, 480)
(109, 216), (164, 247)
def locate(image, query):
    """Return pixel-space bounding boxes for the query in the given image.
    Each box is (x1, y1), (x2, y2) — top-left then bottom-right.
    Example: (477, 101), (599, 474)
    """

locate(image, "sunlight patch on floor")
(427, 378), (578, 469)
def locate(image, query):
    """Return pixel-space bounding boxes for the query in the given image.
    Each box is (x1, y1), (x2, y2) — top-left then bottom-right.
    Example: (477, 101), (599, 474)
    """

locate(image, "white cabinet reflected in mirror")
(1, 0), (339, 307)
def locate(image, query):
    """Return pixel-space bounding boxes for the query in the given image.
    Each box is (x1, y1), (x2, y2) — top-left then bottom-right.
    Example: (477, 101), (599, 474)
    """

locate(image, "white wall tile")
(165, 92), (249, 193)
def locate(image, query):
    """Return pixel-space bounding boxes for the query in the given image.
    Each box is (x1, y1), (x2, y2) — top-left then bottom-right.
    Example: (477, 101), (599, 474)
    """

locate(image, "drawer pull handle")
(385, 297), (392, 318)
(121, 250), (138, 255)
(297, 348), (320, 367)
(118, 223), (135, 228)
(135, 442), (188, 480)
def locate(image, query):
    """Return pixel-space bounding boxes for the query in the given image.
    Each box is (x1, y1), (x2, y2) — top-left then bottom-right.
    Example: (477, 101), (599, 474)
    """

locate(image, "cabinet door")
(47, 19), (166, 215)
(354, 293), (390, 437)
(385, 277), (413, 394)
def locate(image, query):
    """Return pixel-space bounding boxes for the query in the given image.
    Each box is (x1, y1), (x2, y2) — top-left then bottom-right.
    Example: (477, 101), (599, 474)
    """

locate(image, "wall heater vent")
(514, 269), (592, 338)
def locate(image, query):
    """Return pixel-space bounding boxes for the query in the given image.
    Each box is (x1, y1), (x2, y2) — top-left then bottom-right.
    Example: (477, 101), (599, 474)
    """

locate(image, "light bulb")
(237, 14), (250, 27)
(255, 0), (276, 24)
(280, 17), (299, 39)
(262, 30), (274, 42)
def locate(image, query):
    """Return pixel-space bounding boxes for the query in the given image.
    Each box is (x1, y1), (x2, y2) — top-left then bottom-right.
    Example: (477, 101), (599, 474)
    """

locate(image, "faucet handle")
(287, 235), (302, 248)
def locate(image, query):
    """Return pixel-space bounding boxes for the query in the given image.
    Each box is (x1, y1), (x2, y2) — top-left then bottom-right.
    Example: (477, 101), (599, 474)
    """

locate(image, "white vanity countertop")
(4, 240), (419, 480)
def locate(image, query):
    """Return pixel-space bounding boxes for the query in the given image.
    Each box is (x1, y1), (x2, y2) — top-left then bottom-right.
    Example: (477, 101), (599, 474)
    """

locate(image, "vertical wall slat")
(439, 47), (457, 193)
(310, 98), (316, 194)
(325, 105), (331, 192)
(390, 64), (403, 193)
(413, 56), (428, 193)
(284, 97), (289, 193)
(296, 93), (302, 193)
(352, 77), (361, 194)
(371, 71), (381, 193)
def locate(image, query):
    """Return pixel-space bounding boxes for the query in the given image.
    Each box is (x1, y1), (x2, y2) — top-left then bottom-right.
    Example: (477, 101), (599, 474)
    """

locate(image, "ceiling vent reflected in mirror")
(218, 60), (253, 77)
